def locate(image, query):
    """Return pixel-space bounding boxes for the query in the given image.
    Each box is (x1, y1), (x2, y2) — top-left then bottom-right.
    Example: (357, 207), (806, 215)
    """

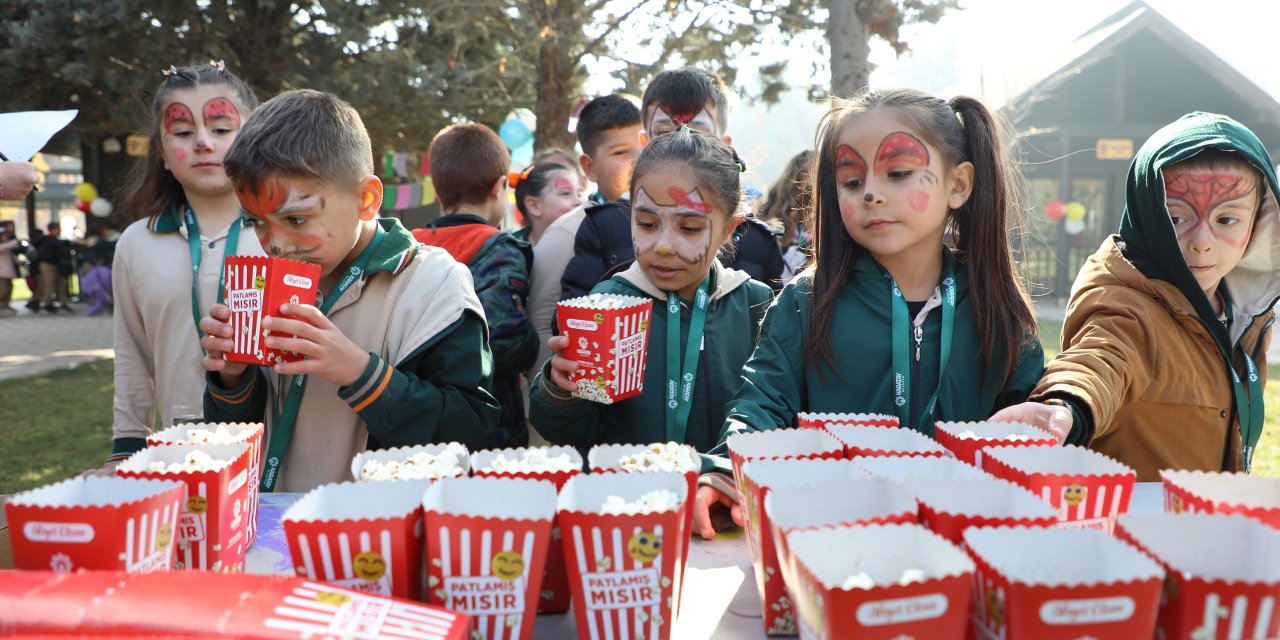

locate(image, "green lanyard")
(886, 256), (956, 431)
(183, 205), (242, 341)
(1223, 305), (1264, 471)
(664, 273), (711, 444)
(260, 225), (387, 492)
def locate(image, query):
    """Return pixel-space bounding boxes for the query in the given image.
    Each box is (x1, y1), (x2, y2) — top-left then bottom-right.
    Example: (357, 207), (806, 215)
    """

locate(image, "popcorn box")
(854, 453), (989, 483)
(901, 475), (1058, 546)
(934, 421), (1057, 467)
(0, 570), (469, 639)
(222, 255), (322, 366)
(762, 475), (919, 635)
(117, 442), (253, 572)
(555, 293), (654, 404)
(282, 479), (430, 600)
(557, 471), (688, 640)
(964, 525), (1163, 640)
(982, 445), (1136, 532)
(1116, 513), (1280, 640)
(472, 446), (582, 614)
(725, 428), (845, 509)
(742, 459), (904, 635)
(1160, 470), (1280, 530)
(424, 476), (557, 640)
(5, 475), (184, 574)
(352, 443), (471, 482)
(787, 523), (975, 640)
(822, 423), (953, 458)
(147, 421), (264, 547)
(796, 412), (898, 429)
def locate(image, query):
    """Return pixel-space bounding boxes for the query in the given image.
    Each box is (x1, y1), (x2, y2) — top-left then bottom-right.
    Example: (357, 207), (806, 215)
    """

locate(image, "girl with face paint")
(511, 162), (583, 246)
(530, 130), (775, 523)
(95, 63), (263, 474)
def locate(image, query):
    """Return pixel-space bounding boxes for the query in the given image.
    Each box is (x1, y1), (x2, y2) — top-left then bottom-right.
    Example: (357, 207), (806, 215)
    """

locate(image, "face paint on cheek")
(163, 103), (194, 135)
(1166, 172), (1257, 248)
(875, 131), (930, 174)
(840, 199), (856, 221)
(236, 180), (286, 217)
(202, 97), (241, 128)
(173, 148), (188, 163)
(908, 191), (929, 213)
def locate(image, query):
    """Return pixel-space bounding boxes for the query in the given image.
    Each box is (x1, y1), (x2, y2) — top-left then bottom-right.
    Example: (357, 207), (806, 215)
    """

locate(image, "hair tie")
(161, 65), (179, 77)
(729, 147), (747, 173)
(508, 165), (534, 188)
(209, 60), (227, 73)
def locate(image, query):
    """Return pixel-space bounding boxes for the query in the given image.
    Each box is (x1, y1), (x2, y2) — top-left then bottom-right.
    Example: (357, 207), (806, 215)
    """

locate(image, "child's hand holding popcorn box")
(934, 420), (1057, 466)
(555, 293), (654, 404)
(222, 256), (321, 366)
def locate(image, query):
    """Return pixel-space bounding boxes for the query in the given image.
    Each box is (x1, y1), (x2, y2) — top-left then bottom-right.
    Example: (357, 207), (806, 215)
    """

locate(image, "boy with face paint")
(995, 112), (1280, 480)
(199, 90), (500, 492)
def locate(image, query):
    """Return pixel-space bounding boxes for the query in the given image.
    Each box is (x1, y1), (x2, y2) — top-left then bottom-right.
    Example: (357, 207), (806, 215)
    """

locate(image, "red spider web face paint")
(163, 103), (195, 134)
(666, 187), (711, 214)
(1165, 172), (1254, 218)
(236, 180), (286, 218)
(202, 97), (241, 128)
(874, 132), (929, 174)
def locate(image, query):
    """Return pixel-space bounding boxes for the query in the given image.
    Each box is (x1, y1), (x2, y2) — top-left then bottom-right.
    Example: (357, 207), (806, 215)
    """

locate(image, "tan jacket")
(1031, 237), (1273, 480)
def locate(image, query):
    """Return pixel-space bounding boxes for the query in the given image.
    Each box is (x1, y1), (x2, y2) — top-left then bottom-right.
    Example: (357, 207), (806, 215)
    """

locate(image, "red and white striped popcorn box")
(555, 293), (654, 404)
(982, 445), (1136, 532)
(787, 523), (975, 640)
(796, 412), (898, 429)
(854, 453), (989, 484)
(934, 421), (1057, 467)
(963, 525), (1163, 640)
(116, 442), (253, 572)
(472, 446), (583, 614)
(5, 475), (184, 573)
(423, 476), (557, 640)
(822, 423), (953, 458)
(351, 443), (471, 482)
(742, 459), (896, 635)
(726, 428), (844, 513)
(557, 471), (688, 640)
(222, 255), (321, 366)
(147, 421), (264, 547)
(763, 475), (919, 635)
(0, 571), (469, 640)
(901, 475), (1058, 546)
(1115, 513), (1280, 640)
(1160, 470), (1280, 530)
(282, 479), (430, 600)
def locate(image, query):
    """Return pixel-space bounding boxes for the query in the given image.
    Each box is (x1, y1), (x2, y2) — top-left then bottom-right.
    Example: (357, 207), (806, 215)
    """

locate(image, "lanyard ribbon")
(664, 273), (711, 444)
(183, 206), (242, 341)
(260, 225), (387, 492)
(887, 256), (956, 432)
(1223, 303), (1264, 471)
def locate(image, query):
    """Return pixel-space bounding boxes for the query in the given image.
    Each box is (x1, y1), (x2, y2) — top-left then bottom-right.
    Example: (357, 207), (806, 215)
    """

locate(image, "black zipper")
(909, 321), (922, 431)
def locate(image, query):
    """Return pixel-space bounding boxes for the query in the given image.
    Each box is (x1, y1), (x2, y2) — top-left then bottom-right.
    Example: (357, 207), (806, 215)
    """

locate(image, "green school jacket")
(530, 261), (775, 453)
(710, 249), (1045, 469)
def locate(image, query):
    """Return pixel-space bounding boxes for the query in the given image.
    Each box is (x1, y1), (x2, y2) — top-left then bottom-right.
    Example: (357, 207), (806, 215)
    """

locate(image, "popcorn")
(481, 449), (578, 474)
(600, 490), (680, 515)
(957, 430), (1031, 441)
(358, 444), (467, 481)
(185, 425), (246, 444)
(573, 377), (614, 404)
(618, 443), (696, 473)
(836, 566), (926, 589)
(146, 449), (223, 473)
(561, 293), (633, 309)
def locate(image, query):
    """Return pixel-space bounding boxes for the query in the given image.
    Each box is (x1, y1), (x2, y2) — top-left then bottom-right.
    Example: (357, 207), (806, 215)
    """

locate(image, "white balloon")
(1064, 218), (1085, 236)
(90, 197), (112, 218)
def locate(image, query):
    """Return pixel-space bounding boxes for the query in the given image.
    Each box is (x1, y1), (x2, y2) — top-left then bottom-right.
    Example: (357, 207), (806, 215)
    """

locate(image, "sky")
(721, 0), (1280, 188)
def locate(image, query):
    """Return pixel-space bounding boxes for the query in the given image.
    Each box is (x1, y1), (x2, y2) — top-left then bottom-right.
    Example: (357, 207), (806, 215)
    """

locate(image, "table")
(245, 483), (1165, 639)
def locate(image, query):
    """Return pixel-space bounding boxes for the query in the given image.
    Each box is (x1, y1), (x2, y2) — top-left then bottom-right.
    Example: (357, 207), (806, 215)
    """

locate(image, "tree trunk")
(534, 41), (579, 154)
(828, 0), (871, 97)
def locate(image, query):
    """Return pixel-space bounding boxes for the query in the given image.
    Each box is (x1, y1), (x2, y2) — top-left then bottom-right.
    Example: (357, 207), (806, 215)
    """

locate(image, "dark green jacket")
(530, 261), (774, 453)
(711, 250), (1044, 469)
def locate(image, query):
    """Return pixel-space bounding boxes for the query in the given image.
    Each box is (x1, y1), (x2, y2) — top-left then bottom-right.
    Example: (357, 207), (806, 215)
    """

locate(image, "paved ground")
(0, 301), (114, 381)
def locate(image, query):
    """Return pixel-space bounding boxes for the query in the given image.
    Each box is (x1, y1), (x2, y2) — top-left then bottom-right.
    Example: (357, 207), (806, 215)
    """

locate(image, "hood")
(616, 259), (751, 302)
(1119, 111), (1280, 347)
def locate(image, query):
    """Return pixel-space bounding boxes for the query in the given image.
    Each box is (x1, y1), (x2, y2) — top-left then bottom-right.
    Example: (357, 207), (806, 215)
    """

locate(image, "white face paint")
(631, 164), (731, 301)
(647, 103), (719, 137)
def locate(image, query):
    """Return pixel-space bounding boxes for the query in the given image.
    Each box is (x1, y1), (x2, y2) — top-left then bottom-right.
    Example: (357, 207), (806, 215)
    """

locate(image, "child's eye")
(636, 220), (656, 230)
(842, 178), (863, 190)
(287, 216), (307, 226)
(682, 226), (706, 234)
(213, 127), (235, 135)
(1216, 216), (1239, 226)
(173, 130), (194, 137)
(888, 170), (913, 180)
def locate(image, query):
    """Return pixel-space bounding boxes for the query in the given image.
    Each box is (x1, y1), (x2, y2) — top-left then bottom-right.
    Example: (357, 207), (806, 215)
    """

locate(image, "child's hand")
(264, 303), (370, 388)
(989, 401), (1072, 444)
(545, 335), (579, 392)
(199, 304), (249, 382)
(692, 485), (742, 540)
(80, 459), (121, 477)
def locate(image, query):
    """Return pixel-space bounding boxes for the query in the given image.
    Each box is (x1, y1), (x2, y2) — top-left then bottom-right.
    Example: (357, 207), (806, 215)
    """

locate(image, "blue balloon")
(512, 139), (534, 167)
(499, 119), (531, 149)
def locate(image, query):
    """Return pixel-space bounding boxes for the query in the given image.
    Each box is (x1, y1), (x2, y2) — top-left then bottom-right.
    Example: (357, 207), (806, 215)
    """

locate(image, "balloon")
(498, 119), (532, 150)
(89, 197), (112, 218)
(512, 139), (534, 167)
(1045, 200), (1066, 220)
(74, 182), (99, 202)
(1064, 218), (1086, 235)
(1065, 201), (1086, 221)
(75, 199), (92, 213)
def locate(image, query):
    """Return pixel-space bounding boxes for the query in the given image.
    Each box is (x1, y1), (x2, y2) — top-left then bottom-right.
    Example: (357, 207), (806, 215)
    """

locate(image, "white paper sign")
(0, 110), (79, 160)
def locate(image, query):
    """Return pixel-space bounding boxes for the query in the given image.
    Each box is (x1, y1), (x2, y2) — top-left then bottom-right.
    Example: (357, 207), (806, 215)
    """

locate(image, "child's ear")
(579, 154), (598, 182)
(947, 161), (976, 210)
(721, 213), (745, 243)
(489, 174), (508, 201)
(721, 134), (733, 146)
(357, 175), (383, 221)
(523, 196), (541, 220)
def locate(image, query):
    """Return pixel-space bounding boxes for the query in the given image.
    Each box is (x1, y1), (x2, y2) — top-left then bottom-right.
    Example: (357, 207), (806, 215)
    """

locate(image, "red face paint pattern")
(554, 176), (575, 192)
(835, 144), (868, 186)
(163, 103), (194, 134)
(236, 180), (286, 218)
(1166, 172), (1256, 248)
(662, 104), (697, 126)
(202, 97), (241, 128)
(875, 132), (930, 173)
(666, 187), (711, 214)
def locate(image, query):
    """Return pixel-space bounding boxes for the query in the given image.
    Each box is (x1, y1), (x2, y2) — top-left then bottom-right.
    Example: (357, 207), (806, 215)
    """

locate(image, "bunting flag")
(422, 178), (436, 206)
(381, 184), (397, 211)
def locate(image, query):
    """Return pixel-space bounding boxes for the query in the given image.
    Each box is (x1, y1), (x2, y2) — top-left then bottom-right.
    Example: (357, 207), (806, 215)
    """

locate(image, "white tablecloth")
(246, 482), (1165, 639)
